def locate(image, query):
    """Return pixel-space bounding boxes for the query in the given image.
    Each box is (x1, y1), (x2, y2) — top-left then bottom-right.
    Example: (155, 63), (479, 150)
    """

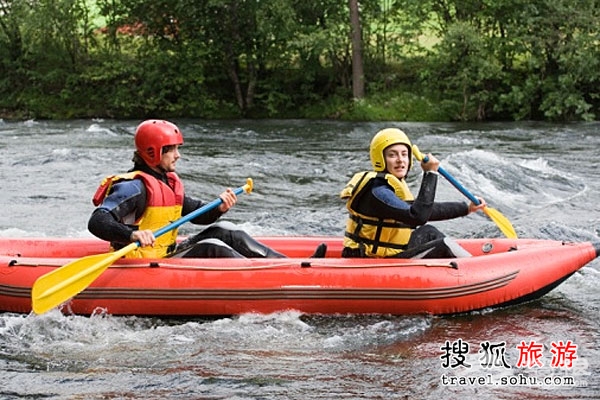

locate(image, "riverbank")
(0, 91), (451, 123)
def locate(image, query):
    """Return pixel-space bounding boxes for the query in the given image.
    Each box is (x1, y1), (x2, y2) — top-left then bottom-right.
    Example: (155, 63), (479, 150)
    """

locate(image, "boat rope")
(7, 259), (458, 270)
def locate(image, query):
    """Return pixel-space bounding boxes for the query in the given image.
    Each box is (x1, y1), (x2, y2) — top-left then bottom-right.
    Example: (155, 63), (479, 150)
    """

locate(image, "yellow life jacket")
(93, 171), (184, 258)
(340, 171), (415, 258)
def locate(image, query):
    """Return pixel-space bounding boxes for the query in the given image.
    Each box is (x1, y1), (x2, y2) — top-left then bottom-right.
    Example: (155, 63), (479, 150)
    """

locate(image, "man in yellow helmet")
(340, 128), (486, 258)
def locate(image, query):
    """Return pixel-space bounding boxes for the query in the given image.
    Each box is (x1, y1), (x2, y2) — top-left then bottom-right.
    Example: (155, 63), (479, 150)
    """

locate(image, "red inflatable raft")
(0, 236), (598, 316)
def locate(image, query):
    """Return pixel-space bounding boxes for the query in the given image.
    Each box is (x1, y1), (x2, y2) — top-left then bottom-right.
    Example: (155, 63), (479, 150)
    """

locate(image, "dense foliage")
(1, 0), (599, 121)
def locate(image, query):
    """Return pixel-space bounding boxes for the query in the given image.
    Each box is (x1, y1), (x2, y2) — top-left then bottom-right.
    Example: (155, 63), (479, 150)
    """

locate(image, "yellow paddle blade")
(484, 207), (518, 239)
(31, 243), (137, 314)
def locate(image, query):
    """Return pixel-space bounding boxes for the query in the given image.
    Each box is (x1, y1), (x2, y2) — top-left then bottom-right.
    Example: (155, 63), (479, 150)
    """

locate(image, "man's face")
(157, 145), (180, 172)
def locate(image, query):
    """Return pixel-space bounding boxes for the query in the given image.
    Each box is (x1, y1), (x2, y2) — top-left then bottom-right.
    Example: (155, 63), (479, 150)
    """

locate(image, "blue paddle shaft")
(152, 185), (246, 239)
(421, 155), (481, 206)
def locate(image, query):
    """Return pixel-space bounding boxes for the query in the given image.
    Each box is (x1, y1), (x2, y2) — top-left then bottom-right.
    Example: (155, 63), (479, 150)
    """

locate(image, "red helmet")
(134, 120), (184, 166)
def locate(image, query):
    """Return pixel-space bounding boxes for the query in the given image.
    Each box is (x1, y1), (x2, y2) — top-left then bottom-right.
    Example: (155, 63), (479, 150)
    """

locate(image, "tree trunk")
(348, 0), (365, 99)
(226, 52), (245, 111)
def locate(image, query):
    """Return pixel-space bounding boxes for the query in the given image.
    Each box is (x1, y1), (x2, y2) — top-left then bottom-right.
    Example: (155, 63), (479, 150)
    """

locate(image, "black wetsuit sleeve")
(87, 180), (147, 244)
(182, 195), (224, 225)
(429, 201), (469, 221)
(88, 209), (136, 244)
(354, 173), (469, 226)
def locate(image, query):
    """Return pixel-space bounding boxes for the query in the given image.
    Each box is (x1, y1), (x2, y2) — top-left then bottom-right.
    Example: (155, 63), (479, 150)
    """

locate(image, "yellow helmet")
(369, 128), (413, 172)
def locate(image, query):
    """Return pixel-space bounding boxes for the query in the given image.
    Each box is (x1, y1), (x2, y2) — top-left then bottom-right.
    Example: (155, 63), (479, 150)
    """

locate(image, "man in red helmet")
(88, 119), (295, 258)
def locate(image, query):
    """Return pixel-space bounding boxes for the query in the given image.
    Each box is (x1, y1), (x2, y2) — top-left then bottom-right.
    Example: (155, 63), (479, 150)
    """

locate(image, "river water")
(0, 119), (599, 399)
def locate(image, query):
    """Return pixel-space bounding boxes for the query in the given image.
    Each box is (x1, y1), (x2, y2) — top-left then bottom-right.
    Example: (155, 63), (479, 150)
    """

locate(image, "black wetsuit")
(343, 172), (470, 258)
(88, 162), (285, 258)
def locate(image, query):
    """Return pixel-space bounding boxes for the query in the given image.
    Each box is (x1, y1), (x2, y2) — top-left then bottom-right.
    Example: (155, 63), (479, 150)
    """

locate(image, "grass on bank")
(0, 88), (453, 122)
(301, 90), (451, 122)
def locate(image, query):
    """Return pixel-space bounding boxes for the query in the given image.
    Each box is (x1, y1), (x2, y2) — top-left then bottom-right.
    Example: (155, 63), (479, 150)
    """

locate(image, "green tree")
(423, 21), (504, 120)
(497, 0), (600, 121)
(1, 0), (599, 121)
(408, 0), (600, 121)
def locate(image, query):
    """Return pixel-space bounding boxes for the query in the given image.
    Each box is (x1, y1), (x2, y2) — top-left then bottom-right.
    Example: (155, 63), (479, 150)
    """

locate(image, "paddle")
(412, 146), (517, 239)
(31, 178), (254, 315)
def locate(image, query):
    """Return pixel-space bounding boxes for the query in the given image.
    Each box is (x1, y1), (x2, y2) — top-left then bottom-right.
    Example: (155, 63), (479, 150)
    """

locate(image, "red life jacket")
(93, 171), (184, 258)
